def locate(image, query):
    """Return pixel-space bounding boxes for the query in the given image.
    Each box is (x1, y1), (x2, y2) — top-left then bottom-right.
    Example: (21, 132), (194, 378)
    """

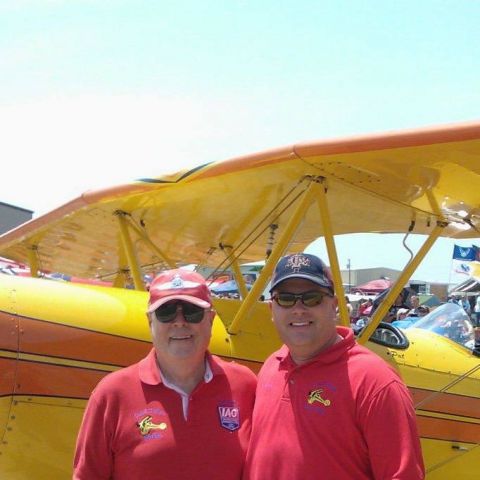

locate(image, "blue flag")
(452, 244), (478, 261)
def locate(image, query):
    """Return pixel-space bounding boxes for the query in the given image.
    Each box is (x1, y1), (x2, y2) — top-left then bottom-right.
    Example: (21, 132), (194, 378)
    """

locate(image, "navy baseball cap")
(270, 253), (334, 293)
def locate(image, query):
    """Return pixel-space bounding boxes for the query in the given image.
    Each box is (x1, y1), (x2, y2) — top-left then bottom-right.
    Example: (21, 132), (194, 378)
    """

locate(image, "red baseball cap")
(147, 269), (212, 313)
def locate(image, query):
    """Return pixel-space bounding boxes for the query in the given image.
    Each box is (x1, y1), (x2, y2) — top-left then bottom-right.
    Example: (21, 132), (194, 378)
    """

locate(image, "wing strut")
(116, 212), (146, 291)
(114, 211), (176, 289)
(113, 268), (130, 288)
(123, 218), (176, 269)
(357, 221), (446, 344)
(228, 179), (319, 334)
(313, 179), (349, 327)
(27, 246), (39, 278)
(220, 245), (249, 299)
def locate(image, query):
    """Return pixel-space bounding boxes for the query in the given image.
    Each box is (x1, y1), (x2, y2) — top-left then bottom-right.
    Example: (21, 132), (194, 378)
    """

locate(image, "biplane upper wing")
(1, 121), (480, 280)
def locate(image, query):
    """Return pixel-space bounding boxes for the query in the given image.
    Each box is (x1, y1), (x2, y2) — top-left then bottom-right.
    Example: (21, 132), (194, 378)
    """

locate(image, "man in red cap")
(243, 253), (424, 480)
(74, 269), (256, 480)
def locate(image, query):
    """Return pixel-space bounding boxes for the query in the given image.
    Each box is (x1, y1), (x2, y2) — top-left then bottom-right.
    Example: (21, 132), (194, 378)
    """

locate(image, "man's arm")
(360, 380), (425, 480)
(73, 392), (114, 480)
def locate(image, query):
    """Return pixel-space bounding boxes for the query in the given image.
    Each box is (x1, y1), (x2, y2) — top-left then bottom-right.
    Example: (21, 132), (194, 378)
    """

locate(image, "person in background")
(74, 269), (257, 480)
(358, 297), (373, 318)
(396, 308), (409, 321)
(345, 295), (353, 320)
(408, 295), (420, 316)
(461, 295), (471, 315)
(384, 290), (410, 323)
(243, 253), (424, 480)
(474, 295), (480, 325)
(448, 295), (461, 305)
(416, 305), (430, 317)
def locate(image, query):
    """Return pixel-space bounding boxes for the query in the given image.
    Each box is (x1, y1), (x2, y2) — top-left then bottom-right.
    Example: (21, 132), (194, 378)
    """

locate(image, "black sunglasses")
(154, 301), (206, 324)
(272, 291), (333, 308)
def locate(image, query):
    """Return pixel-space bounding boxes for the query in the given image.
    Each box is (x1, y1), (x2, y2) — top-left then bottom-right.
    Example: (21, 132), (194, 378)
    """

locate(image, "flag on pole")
(452, 245), (478, 261)
(450, 244), (480, 283)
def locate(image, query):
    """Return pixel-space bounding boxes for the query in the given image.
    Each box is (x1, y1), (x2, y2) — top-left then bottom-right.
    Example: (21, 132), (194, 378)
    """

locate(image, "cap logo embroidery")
(171, 274), (184, 288)
(137, 415), (167, 436)
(307, 388), (331, 407)
(285, 254), (311, 272)
(156, 279), (201, 291)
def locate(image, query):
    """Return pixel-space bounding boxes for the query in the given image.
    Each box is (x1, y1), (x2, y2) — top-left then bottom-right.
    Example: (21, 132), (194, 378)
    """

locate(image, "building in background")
(0, 201), (33, 235)
(340, 267), (449, 301)
(340, 267), (401, 291)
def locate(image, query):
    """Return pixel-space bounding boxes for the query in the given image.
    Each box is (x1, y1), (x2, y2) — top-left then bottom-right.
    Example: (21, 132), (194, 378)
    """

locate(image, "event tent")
(351, 278), (393, 294)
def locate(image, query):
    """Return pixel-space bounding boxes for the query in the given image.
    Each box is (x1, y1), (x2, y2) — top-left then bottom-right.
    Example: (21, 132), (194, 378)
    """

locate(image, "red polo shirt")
(74, 349), (257, 480)
(244, 327), (425, 480)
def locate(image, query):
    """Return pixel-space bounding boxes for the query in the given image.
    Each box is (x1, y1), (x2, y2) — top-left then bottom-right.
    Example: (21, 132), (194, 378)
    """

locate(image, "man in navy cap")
(243, 253), (424, 480)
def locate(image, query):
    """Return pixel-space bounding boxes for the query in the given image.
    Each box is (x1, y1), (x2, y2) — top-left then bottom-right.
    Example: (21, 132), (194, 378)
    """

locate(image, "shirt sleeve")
(359, 380), (425, 480)
(73, 390), (114, 480)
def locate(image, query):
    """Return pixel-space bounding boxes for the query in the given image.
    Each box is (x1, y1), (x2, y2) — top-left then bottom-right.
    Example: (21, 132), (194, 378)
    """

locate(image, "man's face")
(270, 278), (338, 364)
(148, 301), (214, 364)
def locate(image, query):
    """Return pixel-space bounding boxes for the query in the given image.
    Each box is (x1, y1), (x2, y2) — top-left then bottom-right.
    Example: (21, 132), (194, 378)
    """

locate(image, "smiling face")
(270, 278), (339, 365)
(148, 302), (214, 366)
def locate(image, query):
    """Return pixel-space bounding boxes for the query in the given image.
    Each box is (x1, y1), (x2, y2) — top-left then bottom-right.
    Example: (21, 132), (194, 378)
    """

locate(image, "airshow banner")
(451, 244), (480, 283)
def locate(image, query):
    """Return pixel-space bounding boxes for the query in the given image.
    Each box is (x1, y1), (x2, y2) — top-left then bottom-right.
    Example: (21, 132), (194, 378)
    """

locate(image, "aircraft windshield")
(410, 303), (475, 350)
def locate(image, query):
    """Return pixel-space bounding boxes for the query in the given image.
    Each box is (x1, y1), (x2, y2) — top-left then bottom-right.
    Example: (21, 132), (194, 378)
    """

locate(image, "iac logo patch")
(217, 403), (240, 431)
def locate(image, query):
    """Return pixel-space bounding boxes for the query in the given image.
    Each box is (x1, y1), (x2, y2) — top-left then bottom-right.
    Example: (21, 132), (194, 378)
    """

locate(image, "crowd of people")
(349, 289), (478, 347)
(351, 293), (429, 324)
(447, 292), (480, 322)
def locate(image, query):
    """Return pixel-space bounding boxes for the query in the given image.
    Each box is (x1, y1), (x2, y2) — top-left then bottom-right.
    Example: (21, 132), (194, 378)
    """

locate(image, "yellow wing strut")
(358, 222), (445, 344)
(116, 212), (146, 291)
(228, 179), (319, 334)
(314, 179), (349, 327)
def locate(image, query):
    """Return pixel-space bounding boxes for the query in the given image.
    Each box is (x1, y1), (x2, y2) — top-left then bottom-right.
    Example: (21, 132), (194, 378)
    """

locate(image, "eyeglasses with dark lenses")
(272, 291), (332, 308)
(154, 301), (206, 323)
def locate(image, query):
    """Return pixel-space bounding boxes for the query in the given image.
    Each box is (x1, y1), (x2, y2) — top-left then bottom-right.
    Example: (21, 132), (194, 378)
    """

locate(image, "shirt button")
(290, 379), (295, 384)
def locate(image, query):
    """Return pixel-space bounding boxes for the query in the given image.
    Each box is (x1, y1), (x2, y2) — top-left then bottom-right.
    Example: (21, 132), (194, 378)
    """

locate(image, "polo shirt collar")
(139, 348), (224, 385)
(277, 326), (354, 368)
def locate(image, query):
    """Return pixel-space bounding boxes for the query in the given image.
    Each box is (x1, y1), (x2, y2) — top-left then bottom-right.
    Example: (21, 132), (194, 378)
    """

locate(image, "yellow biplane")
(1, 121), (479, 479)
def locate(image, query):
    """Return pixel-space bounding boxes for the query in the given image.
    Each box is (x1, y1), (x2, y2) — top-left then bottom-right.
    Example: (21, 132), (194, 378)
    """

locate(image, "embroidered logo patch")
(137, 415), (167, 436)
(217, 404), (240, 431)
(307, 388), (331, 407)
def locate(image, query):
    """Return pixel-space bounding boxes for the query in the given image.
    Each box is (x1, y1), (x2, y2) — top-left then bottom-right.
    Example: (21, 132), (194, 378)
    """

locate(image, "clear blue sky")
(1, 0), (479, 283)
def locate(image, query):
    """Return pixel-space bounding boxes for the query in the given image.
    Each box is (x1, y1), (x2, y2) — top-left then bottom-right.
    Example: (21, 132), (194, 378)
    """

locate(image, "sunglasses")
(272, 291), (333, 308)
(154, 301), (206, 323)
